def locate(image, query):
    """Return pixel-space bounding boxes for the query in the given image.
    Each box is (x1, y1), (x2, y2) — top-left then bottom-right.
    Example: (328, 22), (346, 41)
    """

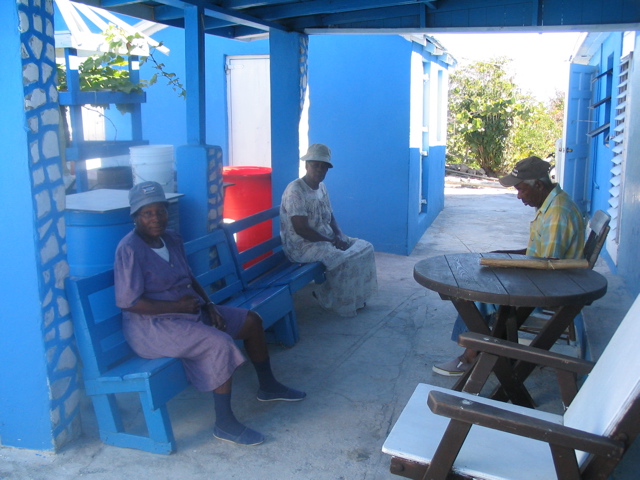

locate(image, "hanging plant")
(57, 24), (186, 114)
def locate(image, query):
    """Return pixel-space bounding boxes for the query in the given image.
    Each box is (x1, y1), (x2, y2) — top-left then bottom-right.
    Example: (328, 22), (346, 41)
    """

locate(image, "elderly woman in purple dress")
(114, 181), (305, 447)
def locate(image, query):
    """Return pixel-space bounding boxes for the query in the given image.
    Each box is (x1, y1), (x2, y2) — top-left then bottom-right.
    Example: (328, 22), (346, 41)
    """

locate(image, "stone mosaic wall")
(207, 145), (224, 232)
(299, 34), (309, 115)
(18, 0), (80, 449)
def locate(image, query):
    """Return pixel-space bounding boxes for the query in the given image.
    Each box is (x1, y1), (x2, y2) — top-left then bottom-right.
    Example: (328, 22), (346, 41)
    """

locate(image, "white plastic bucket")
(129, 145), (176, 193)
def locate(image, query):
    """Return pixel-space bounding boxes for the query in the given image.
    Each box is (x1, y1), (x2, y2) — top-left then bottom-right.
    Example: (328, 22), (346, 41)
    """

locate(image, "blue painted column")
(0, 0), (80, 451)
(269, 31), (308, 206)
(175, 6), (224, 242)
(184, 5), (206, 145)
(176, 145), (224, 240)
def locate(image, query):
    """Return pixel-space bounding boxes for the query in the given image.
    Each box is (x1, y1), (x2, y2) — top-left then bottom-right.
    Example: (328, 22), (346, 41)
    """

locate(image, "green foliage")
(78, 52), (142, 95)
(57, 25), (185, 113)
(447, 58), (523, 174)
(505, 94), (564, 171)
(447, 58), (564, 176)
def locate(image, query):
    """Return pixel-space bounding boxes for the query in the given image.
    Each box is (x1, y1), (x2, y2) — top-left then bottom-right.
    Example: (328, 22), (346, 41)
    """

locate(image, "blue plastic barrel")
(65, 189), (181, 277)
(65, 208), (133, 277)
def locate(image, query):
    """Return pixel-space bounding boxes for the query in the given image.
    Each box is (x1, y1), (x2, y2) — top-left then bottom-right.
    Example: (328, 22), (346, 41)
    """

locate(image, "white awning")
(54, 0), (169, 58)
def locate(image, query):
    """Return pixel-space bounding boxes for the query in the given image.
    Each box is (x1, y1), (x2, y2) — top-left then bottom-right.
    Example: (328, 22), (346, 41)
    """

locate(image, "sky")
(432, 32), (586, 102)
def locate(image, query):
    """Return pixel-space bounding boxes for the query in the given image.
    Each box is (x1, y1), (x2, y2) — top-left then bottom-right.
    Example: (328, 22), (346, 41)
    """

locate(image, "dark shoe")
(257, 387), (306, 402)
(432, 356), (473, 377)
(213, 425), (264, 446)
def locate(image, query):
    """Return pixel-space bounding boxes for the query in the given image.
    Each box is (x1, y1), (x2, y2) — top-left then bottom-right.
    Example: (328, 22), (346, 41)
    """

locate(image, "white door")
(226, 55), (271, 167)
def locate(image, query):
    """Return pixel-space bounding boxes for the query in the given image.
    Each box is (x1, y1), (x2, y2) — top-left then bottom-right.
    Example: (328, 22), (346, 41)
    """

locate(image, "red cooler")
(222, 166), (272, 263)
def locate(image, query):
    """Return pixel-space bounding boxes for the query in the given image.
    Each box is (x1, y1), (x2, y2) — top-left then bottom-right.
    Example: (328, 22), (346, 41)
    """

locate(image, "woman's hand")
(176, 295), (201, 314)
(332, 234), (350, 251)
(204, 303), (227, 331)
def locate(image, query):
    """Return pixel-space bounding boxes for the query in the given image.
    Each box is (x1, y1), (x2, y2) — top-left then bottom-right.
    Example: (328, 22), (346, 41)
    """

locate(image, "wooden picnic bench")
(65, 227), (302, 454)
(383, 293), (640, 480)
(414, 252), (607, 407)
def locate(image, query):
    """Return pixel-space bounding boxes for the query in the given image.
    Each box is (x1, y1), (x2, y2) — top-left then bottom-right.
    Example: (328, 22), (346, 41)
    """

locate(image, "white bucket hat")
(301, 143), (333, 167)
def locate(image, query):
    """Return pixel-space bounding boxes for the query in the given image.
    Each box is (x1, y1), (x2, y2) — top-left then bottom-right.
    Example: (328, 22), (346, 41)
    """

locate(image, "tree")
(447, 59), (566, 176)
(447, 58), (525, 175)
(506, 93), (563, 168)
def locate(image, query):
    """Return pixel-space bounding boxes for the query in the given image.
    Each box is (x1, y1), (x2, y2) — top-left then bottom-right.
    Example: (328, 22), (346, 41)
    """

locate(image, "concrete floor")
(1, 185), (637, 480)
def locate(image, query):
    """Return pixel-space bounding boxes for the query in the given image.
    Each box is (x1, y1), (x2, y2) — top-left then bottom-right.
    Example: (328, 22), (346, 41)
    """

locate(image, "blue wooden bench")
(65, 229), (300, 454)
(221, 205), (325, 294)
(184, 228), (298, 347)
(65, 270), (189, 455)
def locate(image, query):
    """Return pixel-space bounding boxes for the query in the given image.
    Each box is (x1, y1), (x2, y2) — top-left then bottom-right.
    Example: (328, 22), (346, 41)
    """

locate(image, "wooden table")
(414, 252), (608, 406)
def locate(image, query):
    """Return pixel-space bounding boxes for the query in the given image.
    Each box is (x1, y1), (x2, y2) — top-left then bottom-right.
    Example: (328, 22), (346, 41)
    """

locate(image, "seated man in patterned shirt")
(433, 155), (585, 376)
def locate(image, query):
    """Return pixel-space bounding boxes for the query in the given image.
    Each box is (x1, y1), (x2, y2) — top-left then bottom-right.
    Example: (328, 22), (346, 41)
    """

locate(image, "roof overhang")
(68, 1), (640, 40)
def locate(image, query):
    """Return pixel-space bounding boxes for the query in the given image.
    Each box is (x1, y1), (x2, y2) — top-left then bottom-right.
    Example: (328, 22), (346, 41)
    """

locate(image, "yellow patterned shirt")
(526, 185), (585, 259)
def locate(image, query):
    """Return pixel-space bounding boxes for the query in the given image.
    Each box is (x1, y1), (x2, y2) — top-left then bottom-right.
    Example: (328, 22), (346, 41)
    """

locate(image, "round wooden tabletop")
(414, 253), (608, 308)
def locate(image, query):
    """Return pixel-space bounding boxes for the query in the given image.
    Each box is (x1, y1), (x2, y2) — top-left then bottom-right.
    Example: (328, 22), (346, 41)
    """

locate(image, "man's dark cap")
(499, 156), (551, 187)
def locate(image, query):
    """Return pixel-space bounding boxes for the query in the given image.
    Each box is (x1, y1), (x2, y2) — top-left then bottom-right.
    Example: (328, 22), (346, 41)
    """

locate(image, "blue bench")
(65, 229), (299, 454)
(221, 205), (325, 294)
(184, 228), (298, 346)
(65, 270), (189, 455)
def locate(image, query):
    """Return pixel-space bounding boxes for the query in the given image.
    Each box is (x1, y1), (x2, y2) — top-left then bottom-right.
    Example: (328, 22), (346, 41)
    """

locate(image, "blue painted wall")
(57, 19), (449, 257)
(308, 35), (411, 254)
(138, 27), (269, 157)
(412, 144), (446, 248)
(307, 35), (448, 255)
(565, 31), (640, 297)
(617, 33), (640, 297)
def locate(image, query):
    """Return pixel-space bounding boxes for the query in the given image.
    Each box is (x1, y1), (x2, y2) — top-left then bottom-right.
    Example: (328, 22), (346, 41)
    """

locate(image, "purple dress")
(114, 229), (247, 391)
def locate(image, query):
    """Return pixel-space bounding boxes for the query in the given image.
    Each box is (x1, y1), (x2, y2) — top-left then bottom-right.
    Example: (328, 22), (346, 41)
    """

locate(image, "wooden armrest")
(458, 332), (594, 375)
(427, 391), (624, 459)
